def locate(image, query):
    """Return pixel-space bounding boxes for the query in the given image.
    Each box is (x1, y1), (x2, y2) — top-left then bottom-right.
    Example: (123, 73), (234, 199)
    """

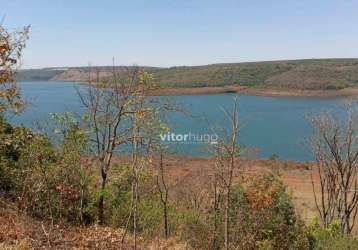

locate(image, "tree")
(128, 89), (172, 248)
(308, 102), (358, 234)
(210, 163), (225, 249)
(50, 112), (93, 224)
(0, 23), (29, 113)
(0, 22), (29, 204)
(212, 96), (241, 249)
(78, 66), (156, 224)
(154, 148), (169, 238)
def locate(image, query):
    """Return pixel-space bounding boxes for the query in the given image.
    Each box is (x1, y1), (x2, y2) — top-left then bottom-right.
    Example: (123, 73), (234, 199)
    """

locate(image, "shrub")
(107, 163), (181, 238)
(0, 112), (96, 224)
(182, 173), (310, 250)
(233, 174), (310, 249)
(0, 115), (34, 195)
(178, 209), (213, 250)
(308, 218), (358, 250)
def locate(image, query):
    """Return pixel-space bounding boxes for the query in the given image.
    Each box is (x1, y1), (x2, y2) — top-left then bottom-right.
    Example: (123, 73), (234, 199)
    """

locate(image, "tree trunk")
(212, 177), (219, 250)
(133, 175), (138, 250)
(98, 167), (107, 225)
(224, 190), (230, 250)
(163, 201), (169, 238)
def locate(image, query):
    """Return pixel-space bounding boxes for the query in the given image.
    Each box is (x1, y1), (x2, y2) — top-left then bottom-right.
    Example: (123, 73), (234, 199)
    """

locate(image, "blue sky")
(1, 0), (358, 68)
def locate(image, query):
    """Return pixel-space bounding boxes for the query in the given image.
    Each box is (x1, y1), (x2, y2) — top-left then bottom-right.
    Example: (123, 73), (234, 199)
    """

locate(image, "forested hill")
(17, 58), (358, 90)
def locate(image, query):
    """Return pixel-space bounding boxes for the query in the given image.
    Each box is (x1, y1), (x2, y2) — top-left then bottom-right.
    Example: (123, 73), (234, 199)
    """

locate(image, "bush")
(178, 209), (213, 250)
(0, 113), (96, 224)
(308, 218), (358, 250)
(230, 174), (310, 249)
(180, 173), (310, 250)
(0, 115), (34, 195)
(107, 163), (181, 238)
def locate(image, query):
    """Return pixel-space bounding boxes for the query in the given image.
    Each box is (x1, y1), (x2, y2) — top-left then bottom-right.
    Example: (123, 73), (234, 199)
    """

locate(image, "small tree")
(129, 94), (172, 248)
(212, 96), (241, 250)
(154, 148), (170, 238)
(0, 22), (29, 203)
(0, 24), (29, 113)
(50, 112), (93, 224)
(308, 102), (358, 234)
(78, 67), (157, 224)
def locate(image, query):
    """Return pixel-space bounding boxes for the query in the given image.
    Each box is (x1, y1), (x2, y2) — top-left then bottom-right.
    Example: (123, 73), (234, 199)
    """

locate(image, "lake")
(11, 81), (349, 161)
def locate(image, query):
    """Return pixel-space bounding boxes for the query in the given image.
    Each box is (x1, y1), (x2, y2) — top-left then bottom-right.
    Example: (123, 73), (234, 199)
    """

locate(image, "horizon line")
(20, 57), (358, 70)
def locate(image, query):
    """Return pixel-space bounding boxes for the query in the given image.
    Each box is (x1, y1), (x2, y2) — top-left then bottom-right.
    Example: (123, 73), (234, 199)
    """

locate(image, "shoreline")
(34, 80), (358, 97)
(150, 85), (358, 97)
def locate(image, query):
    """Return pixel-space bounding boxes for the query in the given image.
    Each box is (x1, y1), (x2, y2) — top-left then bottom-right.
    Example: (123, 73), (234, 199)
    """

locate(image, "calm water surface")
(12, 81), (348, 161)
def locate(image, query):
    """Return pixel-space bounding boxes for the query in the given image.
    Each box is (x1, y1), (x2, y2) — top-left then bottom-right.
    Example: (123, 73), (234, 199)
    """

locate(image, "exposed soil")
(149, 85), (358, 97)
(148, 85), (246, 96)
(242, 87), (358, 97)
(0, 155), (343, 248)
(112, 155), (318, 222)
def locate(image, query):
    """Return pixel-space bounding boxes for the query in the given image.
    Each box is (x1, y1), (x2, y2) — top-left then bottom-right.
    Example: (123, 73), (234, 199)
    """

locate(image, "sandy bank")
(150, 85), (358, 97)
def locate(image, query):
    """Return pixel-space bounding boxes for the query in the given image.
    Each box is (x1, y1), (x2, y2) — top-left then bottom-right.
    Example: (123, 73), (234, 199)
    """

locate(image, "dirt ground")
(149, 85), (358, 97)
(0, 155), (347, 248)
(151, 155), (319, 222)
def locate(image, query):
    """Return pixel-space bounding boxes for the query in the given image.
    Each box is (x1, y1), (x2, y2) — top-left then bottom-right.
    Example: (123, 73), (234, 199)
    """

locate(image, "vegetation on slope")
(18, 58), (358, 90)
(16, 68), (66, 81)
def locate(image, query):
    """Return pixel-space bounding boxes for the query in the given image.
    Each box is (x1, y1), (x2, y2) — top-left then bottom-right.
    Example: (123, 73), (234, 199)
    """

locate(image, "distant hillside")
(17, 68), (67, 81)
(17, 59), (358, 90)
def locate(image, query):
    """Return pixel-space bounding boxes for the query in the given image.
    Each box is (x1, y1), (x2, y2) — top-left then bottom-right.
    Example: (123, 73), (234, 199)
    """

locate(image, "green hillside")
(17, 68), (67, 81)
(18, 58), (358, 90)
(152, 59), (358, 90)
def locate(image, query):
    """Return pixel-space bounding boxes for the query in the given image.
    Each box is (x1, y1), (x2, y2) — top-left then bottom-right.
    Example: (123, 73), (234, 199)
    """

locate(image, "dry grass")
(134, 155), (319, 222)
(0, 155), (340, 249)
(0, 197), (191, 249)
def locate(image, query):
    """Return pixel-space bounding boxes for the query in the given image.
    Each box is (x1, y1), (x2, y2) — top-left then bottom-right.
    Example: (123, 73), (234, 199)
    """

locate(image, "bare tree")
(79, 65), (175, 249)
(78, 66), (155, 224)
(210, 169), (224, 250)
(308, 101), (358, 234)
(154, 148), (170, 238)
(212, 96), (241, 249)
(129, 80), (149, 249)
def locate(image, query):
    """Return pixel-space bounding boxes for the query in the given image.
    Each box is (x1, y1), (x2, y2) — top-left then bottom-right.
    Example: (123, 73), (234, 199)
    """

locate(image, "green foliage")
(140, 59), (358, 90)
(49, 112), (94, 223)
(230, 174), (310, 250)
(308, 218), (358, 250)
(0, 114), (34, 194)
(20, 59), (358, 91)
(2, 110), (358, 249)
(0, 24), (30, 113)
(179, 174), (310, 250)
(0, 112), (96, 224)
(105, 163), (181, 238)
(178, 209), (213, 250)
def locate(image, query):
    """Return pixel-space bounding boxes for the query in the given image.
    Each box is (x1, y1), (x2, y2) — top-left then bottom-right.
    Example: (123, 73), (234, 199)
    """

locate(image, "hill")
(17, 58), (358, 93)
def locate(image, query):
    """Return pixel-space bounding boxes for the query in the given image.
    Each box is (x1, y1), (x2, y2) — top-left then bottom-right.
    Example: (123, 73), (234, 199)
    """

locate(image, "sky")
(1, 0), (358, 69)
